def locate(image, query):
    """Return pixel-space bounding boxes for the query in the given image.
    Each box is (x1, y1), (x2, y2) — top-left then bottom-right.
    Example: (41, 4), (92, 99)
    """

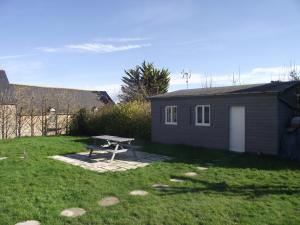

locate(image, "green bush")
(68, 108), (91, 135)
(69, 101), (151, 140)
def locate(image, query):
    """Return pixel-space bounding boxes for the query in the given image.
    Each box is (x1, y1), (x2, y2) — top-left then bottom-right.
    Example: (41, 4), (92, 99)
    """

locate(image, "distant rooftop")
(0, 70), (114, 114)
(150, 81), (300, 99)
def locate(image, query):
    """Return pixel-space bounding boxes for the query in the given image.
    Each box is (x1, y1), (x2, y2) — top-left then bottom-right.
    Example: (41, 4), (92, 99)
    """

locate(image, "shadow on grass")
(143, 143), (300, 171)
(71, 138), (300, 171)
(157, 176), (300, 198)
(72, 137), (92, 145)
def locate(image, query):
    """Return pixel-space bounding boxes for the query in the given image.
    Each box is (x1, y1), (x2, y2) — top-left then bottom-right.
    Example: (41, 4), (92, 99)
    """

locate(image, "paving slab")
(98, 196), (120, 207)
(197, 166), (208, 171)
(15, 220), (40, 225)
(129, 190), (149, 196)
(60, 208), (86, 217)
(170, 178), (185, 183)
(50, 150), (171, 173)
(184, 172), (198, 177)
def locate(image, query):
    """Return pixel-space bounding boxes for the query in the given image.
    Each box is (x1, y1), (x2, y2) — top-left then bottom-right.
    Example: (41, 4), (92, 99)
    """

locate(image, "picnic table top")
(91, 135), (134, 143)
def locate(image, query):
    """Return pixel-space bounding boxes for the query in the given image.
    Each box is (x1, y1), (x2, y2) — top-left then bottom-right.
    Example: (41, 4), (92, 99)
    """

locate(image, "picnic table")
(87, 135), (136, 162)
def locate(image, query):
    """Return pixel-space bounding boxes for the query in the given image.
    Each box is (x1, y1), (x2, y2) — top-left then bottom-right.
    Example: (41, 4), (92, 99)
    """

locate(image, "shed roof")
(150, 81), (300, 99)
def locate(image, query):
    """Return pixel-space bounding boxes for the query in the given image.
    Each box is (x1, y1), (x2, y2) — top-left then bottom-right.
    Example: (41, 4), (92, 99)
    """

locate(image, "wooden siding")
(151, 94), (279, 155)
(278, 84), (300, 146)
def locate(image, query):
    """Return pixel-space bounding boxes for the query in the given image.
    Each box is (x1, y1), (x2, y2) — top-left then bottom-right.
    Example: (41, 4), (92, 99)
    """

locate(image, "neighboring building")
(150, 81), (300, 155)
(0, 70), (113, 139)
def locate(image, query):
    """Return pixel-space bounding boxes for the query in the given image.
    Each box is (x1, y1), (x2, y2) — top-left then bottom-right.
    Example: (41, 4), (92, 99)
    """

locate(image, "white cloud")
(94, 37), (151, 42)
(65, 43), (150, 53)
(0, 59), (43, 84)
(37, 42), (151, 54)
(0, 54), (32, 60)
(35, 47), (62, 53)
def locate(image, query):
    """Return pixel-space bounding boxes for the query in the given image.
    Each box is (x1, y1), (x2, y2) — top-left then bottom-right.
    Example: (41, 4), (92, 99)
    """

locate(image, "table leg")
(110, 144), (119, 163)
(88, 139), (97, 157)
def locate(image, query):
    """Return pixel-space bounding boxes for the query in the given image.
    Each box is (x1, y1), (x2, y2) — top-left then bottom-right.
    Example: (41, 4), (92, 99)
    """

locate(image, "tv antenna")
(181, 69), (191, 89)
(232, 67), (241, 85)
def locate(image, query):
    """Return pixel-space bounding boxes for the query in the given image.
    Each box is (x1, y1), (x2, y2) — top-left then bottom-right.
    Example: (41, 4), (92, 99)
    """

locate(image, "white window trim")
(195, 105), (210, 126)
(165, 105), (177, 125)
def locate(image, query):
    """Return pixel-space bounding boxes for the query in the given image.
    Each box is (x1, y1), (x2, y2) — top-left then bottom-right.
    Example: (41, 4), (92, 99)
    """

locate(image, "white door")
(229, 106), (245, 152)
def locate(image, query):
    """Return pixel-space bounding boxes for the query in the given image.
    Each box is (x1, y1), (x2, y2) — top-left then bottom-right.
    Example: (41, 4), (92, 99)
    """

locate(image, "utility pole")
(181, 69), (191, 89)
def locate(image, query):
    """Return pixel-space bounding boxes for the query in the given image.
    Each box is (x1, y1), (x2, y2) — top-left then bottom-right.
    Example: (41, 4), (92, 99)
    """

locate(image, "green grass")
(0, 136), (300, 225)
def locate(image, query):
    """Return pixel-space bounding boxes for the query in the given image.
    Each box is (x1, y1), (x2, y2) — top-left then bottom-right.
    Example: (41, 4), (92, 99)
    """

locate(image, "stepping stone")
(98, 196), (120, 207)
(15, 221), (40, 225)
(170, 178), (185, 183)
(60, 208), (86, 217)
(184, 172), (198, 177)
(0, 157), (7, 161)
(152, 183), (170, 189)
(197, 167), (208, 171)
(129, 190), (148, 196)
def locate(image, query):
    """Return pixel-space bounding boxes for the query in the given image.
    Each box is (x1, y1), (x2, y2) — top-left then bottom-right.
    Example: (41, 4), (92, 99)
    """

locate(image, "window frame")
(195, 105), (210, 126)
(165, 105), (177, 125)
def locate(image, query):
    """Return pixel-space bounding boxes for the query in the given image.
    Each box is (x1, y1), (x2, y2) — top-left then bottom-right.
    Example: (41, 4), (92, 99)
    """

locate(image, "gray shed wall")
(151, 94), (279, 155)
(278, 85), (299, 143)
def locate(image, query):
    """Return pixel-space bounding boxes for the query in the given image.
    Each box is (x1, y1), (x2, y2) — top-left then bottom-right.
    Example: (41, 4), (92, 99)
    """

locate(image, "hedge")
(69, 101), (151, 140)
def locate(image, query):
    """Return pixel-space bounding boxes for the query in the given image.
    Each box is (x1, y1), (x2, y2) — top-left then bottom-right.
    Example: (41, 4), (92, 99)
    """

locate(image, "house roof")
(0, 70), (114, 114)
(0, 70), (9, 89)
(0, 70), (16, 104)
(11, 84), (113, 114)
(150, 81), (300, 99)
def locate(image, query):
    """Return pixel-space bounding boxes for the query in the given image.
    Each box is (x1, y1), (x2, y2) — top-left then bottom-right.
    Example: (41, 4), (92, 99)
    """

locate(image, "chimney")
(0, 70), (9, 89)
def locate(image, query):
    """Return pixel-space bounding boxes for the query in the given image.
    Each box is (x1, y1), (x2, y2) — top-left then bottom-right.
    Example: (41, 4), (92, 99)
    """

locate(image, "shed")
(149, 81), (300, 155)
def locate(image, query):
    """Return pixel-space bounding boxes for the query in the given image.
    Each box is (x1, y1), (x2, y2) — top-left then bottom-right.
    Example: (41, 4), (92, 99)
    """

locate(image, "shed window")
(195, 105), (210, 126)
(165, 106), (177, 125)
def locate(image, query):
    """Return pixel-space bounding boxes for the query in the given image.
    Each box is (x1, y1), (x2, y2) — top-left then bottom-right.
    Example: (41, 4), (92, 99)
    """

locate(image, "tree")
(119, 61), (170, 102)
(289, 69), (300, 81)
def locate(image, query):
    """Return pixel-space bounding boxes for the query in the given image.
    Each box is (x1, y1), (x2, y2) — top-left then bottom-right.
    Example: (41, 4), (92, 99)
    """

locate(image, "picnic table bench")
(87, 135), (137, 162)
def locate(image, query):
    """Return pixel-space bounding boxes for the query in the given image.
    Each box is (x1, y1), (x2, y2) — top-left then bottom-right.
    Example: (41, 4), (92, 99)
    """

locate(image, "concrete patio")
(49, 150), (171, 173)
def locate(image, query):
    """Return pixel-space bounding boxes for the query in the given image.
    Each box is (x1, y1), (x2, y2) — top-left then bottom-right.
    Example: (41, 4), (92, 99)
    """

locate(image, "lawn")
(0, 136), (300, 225)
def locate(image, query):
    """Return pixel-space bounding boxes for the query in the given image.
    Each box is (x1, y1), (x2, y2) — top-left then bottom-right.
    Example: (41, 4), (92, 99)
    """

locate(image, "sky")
(1, 0), (300, 101)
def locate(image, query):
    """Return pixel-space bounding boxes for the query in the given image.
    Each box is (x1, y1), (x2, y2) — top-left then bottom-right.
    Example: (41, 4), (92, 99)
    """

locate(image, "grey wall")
(278, 85), (300, 144)
(151, 94), (280, 155)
